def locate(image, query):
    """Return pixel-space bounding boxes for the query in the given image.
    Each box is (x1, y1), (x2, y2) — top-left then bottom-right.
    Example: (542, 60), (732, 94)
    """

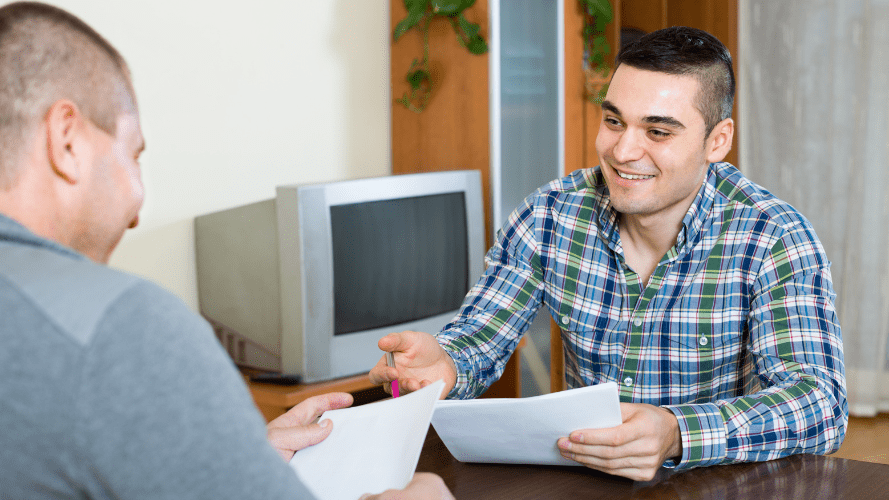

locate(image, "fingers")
(559, 451), (660, 481)
(558, 435), (663, 481)
(556, 404), (680, 481)
(359, 472), (454, 500)
(268, 392), (353, 428)
(368, 356), (397, 386)
(268, 419), (334, 461)
(377, 331), (415, 354)
(266, 392), (354, 462)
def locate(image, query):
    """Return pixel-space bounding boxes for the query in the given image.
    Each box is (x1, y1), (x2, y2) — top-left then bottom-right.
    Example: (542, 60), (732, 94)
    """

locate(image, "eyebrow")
(601, 100), (686, 130)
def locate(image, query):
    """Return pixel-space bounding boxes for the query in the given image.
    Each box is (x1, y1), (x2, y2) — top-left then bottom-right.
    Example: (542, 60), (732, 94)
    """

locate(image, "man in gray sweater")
(0, 2), (450, 499)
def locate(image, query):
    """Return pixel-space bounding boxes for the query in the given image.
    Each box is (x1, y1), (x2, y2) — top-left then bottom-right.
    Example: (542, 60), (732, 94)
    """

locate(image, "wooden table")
(417, 427), (889, 499)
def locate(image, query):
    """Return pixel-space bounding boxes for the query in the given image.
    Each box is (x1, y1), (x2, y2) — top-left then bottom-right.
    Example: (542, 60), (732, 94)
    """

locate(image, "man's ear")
(45, 100), (86, 184)
(705, 117), (734, 164)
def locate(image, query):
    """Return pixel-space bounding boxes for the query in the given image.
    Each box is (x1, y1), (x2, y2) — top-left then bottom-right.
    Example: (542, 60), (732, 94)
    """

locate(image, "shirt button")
(623, 377), (633, 387)
(561, 316), (570, 325)
(699, 335), (709, 346)
(633, 318), (642, 327)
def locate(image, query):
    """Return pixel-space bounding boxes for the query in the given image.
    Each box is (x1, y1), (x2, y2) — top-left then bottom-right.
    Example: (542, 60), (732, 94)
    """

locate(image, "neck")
(617, 204), (689, 287)
(0, 174), (75, 251)
(619, 212), (681, 261)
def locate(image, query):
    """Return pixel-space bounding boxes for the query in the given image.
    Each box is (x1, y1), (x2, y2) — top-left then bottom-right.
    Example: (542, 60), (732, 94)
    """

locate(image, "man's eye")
(604, 117), (622, 128)
(649, 129), (670, 139)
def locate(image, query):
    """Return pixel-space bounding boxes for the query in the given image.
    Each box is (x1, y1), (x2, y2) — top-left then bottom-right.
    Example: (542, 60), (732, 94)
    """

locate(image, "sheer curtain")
(740, 0), (889, 416)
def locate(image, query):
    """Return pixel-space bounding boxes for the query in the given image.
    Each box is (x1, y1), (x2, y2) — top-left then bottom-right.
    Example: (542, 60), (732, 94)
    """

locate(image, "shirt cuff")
(662, 403), (728, 469)
(440, 344), (475, 400)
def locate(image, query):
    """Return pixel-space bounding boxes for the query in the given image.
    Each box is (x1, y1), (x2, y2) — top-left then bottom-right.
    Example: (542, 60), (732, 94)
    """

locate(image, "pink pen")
(385, 352), (399, 398)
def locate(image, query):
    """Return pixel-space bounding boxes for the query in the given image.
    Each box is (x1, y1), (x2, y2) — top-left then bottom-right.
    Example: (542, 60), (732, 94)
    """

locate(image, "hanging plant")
(579, 0), (614, 103)
(393, 0), (488, 113)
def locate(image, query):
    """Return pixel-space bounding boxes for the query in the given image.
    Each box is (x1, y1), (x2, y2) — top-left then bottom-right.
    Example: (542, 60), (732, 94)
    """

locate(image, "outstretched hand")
(557, 403), (682, 481)
(369, 331), (457, 399)
(266, 392), (354, 461)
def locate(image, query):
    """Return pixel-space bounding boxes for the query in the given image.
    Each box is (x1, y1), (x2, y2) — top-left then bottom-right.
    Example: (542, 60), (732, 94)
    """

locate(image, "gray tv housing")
(194, 170), (485, 383)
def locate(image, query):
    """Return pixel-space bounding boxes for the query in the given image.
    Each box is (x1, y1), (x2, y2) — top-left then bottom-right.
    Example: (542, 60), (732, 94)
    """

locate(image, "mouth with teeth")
(617, 170), (655, 180)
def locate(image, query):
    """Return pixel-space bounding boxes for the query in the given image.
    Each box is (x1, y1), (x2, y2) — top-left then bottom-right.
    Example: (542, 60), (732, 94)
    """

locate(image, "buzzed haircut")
(615, 26), (734, 140)
(0, 1), (135, 188)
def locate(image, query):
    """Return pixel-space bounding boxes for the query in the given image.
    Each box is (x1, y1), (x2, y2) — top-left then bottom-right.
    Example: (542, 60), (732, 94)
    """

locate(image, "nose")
(611, 129), (644, 164)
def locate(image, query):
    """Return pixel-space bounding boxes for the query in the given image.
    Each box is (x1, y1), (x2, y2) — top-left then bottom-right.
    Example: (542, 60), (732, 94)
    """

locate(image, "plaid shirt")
(438, 162), (847, 470)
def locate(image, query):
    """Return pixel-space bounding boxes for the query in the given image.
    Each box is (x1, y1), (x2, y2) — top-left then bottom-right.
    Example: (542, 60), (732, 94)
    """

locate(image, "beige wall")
(49, 0), (392, 310)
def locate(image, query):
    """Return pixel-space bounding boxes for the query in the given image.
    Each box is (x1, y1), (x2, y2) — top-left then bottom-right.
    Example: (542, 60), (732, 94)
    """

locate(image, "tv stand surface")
(242, 338), (526, 422)
(242, 371), (378, 421)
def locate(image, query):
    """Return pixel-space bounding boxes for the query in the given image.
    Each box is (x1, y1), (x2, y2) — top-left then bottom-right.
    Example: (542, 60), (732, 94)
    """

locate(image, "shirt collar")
(587, 164), (719, 259)
(0, 213), (85, 260)
(676, 165), (719, 253)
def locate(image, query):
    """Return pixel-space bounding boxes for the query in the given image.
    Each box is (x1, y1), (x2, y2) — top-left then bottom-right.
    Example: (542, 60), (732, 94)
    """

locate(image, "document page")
(290, 380), (443, 500)
(431, 382), (621, 466)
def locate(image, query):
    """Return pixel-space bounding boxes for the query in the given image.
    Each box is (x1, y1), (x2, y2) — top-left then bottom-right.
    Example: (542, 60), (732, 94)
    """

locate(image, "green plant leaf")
(597, 83), (609, 102)
(404, 0), (430, 14)
(431, 0), (463, 16)
(590, 51), (604, 65)
(393, 10), (425, 41)
(593, 35), (608, 51)
(466, 36), (487, 54)
(407, 69), (430, 90)
(594, 17), (609, 33)
(457, 14), (480, 40)
(588, 0), (613, 21)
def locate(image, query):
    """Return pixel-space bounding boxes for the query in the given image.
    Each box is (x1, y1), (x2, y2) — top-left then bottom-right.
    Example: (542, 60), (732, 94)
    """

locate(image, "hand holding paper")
(431, 382), (622, 466)
(290, 380), (445, 500)
(266, 392), (354, 461)
(358, 473), (454, 500)
(557, 402), (682, 481)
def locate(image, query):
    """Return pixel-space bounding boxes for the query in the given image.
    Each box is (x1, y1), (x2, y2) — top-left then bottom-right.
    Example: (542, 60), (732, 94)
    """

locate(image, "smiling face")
(595, 64), (731, 225)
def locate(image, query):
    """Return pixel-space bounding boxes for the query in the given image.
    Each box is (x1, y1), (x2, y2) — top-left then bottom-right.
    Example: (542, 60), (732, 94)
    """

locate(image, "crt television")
(194, 170), (485, 383)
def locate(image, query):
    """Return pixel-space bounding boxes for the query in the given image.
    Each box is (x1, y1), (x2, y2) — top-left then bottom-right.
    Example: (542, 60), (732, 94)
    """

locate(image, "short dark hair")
(0, 2), (134, 188)
(615, 26), (734, 139)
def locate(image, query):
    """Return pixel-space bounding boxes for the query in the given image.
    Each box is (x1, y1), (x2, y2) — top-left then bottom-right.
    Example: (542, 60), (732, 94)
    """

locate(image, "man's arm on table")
(660, 228), (847, 469)
(559, 228), (847, 478)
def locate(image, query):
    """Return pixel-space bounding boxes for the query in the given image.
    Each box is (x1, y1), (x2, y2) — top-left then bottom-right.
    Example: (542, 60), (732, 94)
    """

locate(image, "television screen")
(330, 193), (470, 335)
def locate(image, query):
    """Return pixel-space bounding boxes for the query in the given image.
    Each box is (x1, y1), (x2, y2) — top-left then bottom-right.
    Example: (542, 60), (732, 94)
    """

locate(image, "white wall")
(48, 0), (392, 310)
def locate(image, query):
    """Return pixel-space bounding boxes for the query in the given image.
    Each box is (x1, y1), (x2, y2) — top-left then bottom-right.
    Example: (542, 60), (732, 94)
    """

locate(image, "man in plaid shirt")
(371, 26), (847, 481)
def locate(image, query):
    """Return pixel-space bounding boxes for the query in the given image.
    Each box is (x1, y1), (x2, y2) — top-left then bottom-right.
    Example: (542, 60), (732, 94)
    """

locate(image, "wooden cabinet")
(390, 1), (739, 395)
(390, 0), (493, 246)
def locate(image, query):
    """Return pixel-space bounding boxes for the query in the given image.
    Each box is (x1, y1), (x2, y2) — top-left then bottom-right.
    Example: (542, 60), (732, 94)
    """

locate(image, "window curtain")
(740, 0), (889, 416)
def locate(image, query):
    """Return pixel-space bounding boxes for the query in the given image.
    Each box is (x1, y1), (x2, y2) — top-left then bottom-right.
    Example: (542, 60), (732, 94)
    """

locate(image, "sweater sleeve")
(75, 280), (316, 499)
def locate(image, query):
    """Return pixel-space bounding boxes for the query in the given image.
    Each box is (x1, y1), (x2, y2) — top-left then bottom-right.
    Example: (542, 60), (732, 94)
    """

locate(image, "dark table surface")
(416, 427), (889, 499)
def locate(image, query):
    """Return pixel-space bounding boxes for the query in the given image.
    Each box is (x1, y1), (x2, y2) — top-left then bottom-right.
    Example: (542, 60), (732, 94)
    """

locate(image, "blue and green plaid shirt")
(438, 162), (847, 470)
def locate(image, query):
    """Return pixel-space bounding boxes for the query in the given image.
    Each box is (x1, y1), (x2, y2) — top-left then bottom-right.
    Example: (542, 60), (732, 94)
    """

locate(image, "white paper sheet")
(290, 380), (444, 500)
(430, 382), (621, 465)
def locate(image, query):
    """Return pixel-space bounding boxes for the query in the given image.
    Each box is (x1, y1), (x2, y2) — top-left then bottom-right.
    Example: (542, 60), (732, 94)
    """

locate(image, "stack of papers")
(431, 382), (621, 465)
(289, 380), (621, 498)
